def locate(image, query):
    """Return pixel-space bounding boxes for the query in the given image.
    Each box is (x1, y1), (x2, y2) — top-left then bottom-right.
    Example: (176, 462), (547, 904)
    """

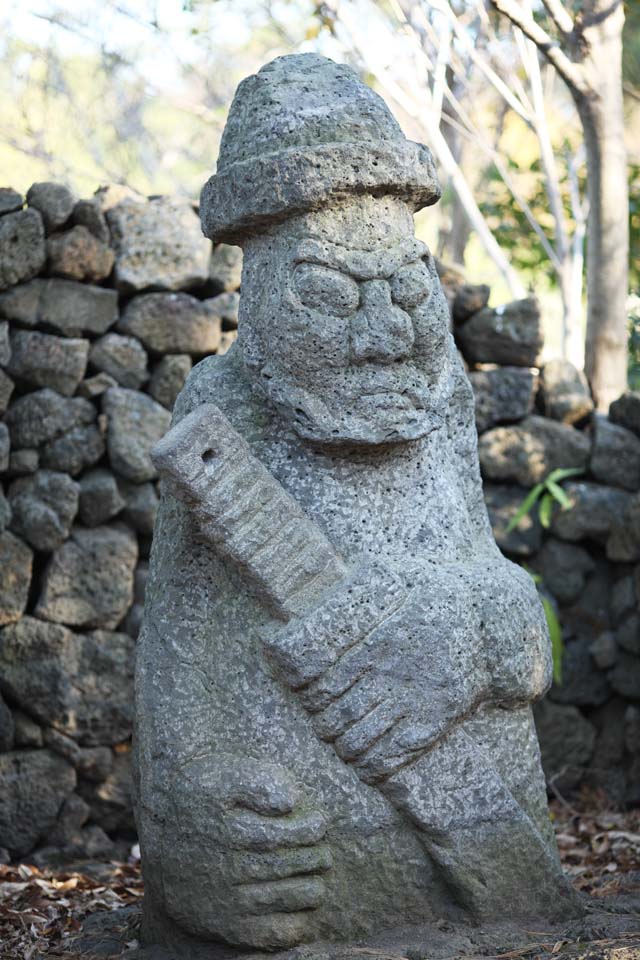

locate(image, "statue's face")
(238, 196), (451, 447)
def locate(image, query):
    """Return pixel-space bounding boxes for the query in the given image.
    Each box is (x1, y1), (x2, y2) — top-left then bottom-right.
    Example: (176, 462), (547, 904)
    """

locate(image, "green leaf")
(546, 466), (586, 483)
(545, 479), (572, 509)
(541, 596), (563, 686)
(505, 483), (544, 533)
(538, 492), (554, 528)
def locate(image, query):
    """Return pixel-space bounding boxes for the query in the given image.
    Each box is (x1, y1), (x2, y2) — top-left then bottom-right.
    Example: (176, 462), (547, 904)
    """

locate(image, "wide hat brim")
(200, 139), (441, 245)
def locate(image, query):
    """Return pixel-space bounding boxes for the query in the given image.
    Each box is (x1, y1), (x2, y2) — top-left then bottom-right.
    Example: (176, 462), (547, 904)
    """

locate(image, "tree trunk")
(574, 1), (628, 410)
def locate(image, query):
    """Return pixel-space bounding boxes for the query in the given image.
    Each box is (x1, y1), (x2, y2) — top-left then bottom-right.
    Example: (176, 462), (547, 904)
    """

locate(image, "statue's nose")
(350, 280), (415, 363)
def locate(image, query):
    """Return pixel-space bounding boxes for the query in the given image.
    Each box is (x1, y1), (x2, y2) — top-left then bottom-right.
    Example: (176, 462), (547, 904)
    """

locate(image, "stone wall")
(0, 181), (637, 865)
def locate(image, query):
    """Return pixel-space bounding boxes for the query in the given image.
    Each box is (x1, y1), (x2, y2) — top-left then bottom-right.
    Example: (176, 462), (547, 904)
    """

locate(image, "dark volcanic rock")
(8, 330), (88, 396)
(79, 469), (125, 526)
(89, 333), (148, 389)
(478, 415), (590, 486)
(469, 366), (537, 434)
(5, 389), (95, 449)
(103, 387), (170, 482)
(534, 700), (596, 793)
(0, 749), (76, 857)
(590, 415), (640, 491)
(483, 483), (543, 557)
(457, 297), (543, 367)
(610, 391), (640, 437)
(0, 209), (46, 291)
(530, 539), (594, 605)
(8, 470), (79, 552)
(549, 481), (630, 544)
(452, 283), (490, 325)
(0, 531), (32, 626)
(117, 292), (222, 355)
(46, 225), (114, 282)
(539, 358), (593, 425)
(0, 278), (118, 337)
(149, 354), (192, 409)
(26, 181), (75, 233)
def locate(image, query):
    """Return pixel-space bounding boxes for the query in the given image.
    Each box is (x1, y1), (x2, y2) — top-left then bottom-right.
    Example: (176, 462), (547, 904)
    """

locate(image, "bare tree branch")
(540, 0), (575, 35)
(488, 0), (589, 96)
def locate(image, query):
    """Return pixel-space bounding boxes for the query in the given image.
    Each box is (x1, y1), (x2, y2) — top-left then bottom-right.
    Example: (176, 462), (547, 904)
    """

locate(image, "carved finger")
(236, 913), (312, 951)
(237, 877), (326, 915)
(299, 639), (375, 714)
(226, 808), (328, 851)
(233, 845), (333, 883)
(354, 717), (450, 784)
(312, 675), (383, 741)
(334, 699), (407, 762)
(228, 763), (301, 816)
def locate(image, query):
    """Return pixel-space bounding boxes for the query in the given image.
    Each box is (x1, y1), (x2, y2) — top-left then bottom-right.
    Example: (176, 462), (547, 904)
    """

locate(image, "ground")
(1, 792), (639, 960)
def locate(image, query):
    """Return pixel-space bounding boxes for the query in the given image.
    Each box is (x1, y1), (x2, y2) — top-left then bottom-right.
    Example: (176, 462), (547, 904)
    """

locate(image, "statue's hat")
(200, 53), (441, 244)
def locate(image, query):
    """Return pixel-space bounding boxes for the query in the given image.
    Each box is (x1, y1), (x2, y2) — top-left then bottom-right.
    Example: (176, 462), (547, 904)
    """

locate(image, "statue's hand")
(162, 754), (331, 950)
(263, 564), (488, 784)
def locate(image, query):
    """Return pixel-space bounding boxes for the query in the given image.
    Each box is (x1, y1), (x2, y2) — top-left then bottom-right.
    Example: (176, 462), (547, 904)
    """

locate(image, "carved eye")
(389, 260), (431, 310)
(293, 263), (360, 317)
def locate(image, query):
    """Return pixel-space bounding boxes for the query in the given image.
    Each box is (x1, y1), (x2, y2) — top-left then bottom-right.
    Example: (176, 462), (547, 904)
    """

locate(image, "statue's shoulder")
(172, 345), (272, 441)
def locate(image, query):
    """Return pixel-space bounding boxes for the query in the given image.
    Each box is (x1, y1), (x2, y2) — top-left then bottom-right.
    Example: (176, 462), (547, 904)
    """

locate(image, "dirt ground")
(1, 791), (639, 960)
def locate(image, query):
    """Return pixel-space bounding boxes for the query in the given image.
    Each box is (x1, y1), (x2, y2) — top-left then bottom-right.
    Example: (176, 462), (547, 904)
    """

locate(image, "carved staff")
(152, 403), (579, 921)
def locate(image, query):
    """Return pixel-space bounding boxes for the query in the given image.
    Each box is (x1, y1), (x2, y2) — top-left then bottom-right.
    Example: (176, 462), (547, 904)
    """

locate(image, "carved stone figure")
(135, 53), (580, 956)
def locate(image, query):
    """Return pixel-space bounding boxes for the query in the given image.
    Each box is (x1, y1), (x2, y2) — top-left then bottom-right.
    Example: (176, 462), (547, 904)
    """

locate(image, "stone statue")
(135, 53), (580, 956)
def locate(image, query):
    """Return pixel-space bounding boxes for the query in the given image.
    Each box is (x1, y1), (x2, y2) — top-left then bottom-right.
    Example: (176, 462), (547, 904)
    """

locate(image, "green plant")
(527, 570), (563, 686)
(506, 466), (586, 533)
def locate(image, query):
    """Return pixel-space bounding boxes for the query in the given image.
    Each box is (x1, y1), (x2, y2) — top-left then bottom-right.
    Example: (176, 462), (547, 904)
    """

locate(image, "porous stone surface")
(106, 197), (210, 293)
(468, 366), (537, 434)
(590, 415), (640, 491)
(610, 391), (640, 436)
(137, 53), (578, 957)
(0, 369), (14, 414)
(0, 422), (9, 473)
(119, 480), (158, 535)
(456, 298), (543, 367)
(89, 333), (148, 389)
(453, 283), (490, 325)
(103, 387), (170, 482)
(0, 278), (118, 336)
(533, 701), (596, 793)
(40, 422), (105, 476)
(6, 448), (38, 476)
(71, 199), (110, 243)
(5, 388), (95, 449)
(0, 617), (134, 745)
(0, 208), (46, 291)
(8, 469), (79, 552)
(0, 749), (76, 857)
(35, 525), (137, 629)
(483, 483), (543, 557)
(46, 224), (115, 282)
(0, 490), (11, 532)
(0, 530), (32, 626)
(549, 482), (631, 544)
(148, 354), (191, 409)
(0, 320), (10, 365)
(79, 469), (125, 526)
(26, 181), (76, 233)
(539, 358), (594, 425)
(478, 415), (591, 486)
(8, 329), (89, 396)
(0, 695), (14, 752)
(530, 539), (594, 604)
(0, 188), (23, 215)
(117, 292), (222, 355)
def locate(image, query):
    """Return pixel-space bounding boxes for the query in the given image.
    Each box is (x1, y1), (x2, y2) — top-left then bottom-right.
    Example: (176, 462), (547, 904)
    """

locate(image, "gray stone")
(13, 710), (43, 748)
(8, 469), (79, 552)
(0, 369), (14, 413)
(606, 493), (640, 561)
(40, 423), (105, 476)
(8, 329), (89, 396)
(533, 700), (596, 793)
(6, 449), (38, 477)
(79, 468), (125, 526)
(530, 539), (594, 605)
(483, 483), (542, 557)
(539, 358), (593, 425)
(218, 330), (237, 356)
(120, 480), (159, 535)
(549, 481), (630, 544)
(36, 525), (137, 630)
(589, 632), (618, 669)
(616, 614), (640, 656)
(478, 416), (590, 486)
(608, 653), (640, 701)
(0, 530), (32, 626)
(625, 706), (640, 754)
(103, 387), (170, 482)
(46, 225), (114, 282)
(209, 243), (243, 292)
(26, 181), (75, 233)
(590, 415), (640, 491)
(611, 575), (636, 624)
(149, 354), (192, 409)
(468, 366), (537, 434)
(457, 298), (543, 367)
(452, 284), (490, 325)
(5, 388), (95, 449)
(78, 372), (117, 399)
(89, 333), (148, 389)
(0, 208), (46, 291)
(77, 746), (113, 783)
(0, 749), (76, 857)
(0, 616), (134, 746)
(0, 490), (11, 532)
(123, 562), (148, 639)
(0, 694), (14, 752)
(0, 319), (9, 365)
(207, 291), (240, 329)
(78, 751), (133, 833)
(0, 422), (8, 473)
(549, 639), (610, 707)
(137, 54), (579, 956)
(0, 278), (118, 337)
(0, 188), (23, 215)
(610, 391), (640, 437)
(71, 199), (110, 243)
(117, 292), (222, 355)
(107, 196), (211, 293)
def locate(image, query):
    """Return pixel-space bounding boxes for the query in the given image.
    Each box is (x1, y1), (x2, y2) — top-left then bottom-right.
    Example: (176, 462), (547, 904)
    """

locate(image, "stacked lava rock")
(442, 263), (640, 807)
(0, 182), (241, 865)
